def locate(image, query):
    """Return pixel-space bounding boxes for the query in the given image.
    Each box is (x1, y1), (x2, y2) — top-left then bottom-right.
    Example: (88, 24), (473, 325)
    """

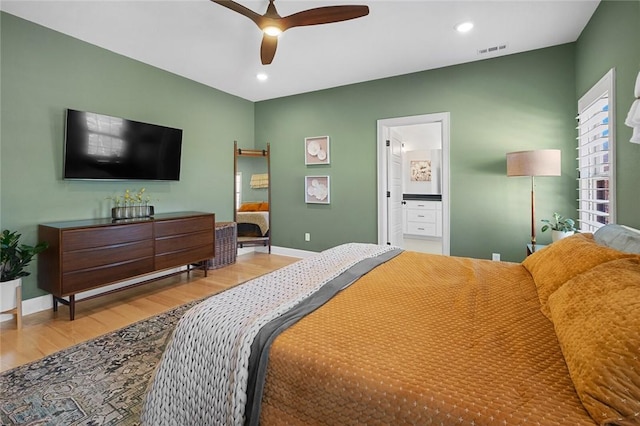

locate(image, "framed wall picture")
(305, 136), (330, 165)
(305, 176), (330, 204)
(410, 160), (432, 182)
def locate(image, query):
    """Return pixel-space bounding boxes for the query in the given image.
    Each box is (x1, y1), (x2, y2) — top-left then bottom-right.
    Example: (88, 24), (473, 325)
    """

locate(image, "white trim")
(269, 245), (316, 258)
(1, 292), (52, 323)
(578, 69), (615, 111)
(248, 245), (316, 258)
(237, 246), (257, 256)
(577, 68), (616, 230)
(1, 267), (184, 323)
(377, 113), (451, 255)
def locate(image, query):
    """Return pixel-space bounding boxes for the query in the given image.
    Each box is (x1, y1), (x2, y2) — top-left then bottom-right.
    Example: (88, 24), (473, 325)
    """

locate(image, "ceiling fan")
(211, 0), (370, 65)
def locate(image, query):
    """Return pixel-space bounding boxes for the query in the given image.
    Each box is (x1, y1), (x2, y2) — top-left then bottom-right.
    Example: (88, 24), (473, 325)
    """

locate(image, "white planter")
(552, 230), (574, 242)
(1, 278), (21, 312)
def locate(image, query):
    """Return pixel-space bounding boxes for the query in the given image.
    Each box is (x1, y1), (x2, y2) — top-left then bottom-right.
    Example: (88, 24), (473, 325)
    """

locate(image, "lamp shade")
(506, 149), (561, 177)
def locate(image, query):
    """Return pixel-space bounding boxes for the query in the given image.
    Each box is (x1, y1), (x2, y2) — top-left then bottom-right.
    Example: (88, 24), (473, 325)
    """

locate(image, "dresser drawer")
(62, 257), (155, 294)
(155, 245), (214, 271)
(407, 222), (437, 236)
(63, 240), (154, 272)
(155, 230), (214, 255)
(62, 223), (153, 252)
(155, 216), (213, 238)
(407, 209), (437, 223)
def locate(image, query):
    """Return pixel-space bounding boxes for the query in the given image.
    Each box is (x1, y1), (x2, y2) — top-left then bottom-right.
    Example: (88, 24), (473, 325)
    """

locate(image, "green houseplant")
(1, 229), (48, 282)
(541, 213), (577, 242)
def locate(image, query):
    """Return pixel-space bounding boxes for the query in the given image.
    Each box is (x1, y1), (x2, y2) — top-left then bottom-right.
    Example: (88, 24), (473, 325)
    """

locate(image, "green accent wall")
(256, 45), (578, 261)
(0, 13), (254, 299)
(576, 0), (640, 229)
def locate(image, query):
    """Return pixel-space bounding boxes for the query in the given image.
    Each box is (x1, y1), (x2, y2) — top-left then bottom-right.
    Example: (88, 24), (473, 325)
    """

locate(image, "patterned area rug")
(0, 298), (204, 425)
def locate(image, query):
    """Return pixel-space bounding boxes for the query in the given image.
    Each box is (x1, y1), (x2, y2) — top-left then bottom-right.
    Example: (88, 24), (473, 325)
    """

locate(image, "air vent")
(478, 44), (508, 55)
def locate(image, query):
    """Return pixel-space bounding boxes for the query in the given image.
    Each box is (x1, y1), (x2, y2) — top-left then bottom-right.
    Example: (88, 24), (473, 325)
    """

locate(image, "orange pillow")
(258, 202), (269, 211)
(238, 202), (261, 212)
(548, 258), (640, 425)
(522, 233), (635, 318)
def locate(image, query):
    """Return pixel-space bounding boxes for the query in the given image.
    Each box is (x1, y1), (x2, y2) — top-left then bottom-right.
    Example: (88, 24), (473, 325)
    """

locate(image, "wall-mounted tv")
(64, 109), (183, 181)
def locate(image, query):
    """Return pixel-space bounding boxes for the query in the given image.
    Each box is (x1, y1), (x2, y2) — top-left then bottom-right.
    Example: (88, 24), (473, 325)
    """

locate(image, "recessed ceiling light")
(257, 73), (268, 81)
(455, 22), (474, 33)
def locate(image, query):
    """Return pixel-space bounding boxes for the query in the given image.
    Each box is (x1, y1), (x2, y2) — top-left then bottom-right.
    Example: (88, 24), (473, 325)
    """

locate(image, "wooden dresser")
(38, 211), (215, 320)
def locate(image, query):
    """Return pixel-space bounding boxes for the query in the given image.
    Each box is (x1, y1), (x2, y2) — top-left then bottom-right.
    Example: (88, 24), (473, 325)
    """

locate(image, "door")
(377, 113), (451, 255)
(387, 130), (404, 246)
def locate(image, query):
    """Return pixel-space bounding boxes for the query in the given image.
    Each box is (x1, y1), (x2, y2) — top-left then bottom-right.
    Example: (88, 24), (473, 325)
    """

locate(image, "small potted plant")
(1, 230), (48, 313)
(541, 213), (577, 242)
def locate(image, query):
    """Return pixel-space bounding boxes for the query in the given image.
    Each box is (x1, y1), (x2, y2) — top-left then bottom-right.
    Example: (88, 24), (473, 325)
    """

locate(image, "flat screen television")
(64, 109), (183, 181)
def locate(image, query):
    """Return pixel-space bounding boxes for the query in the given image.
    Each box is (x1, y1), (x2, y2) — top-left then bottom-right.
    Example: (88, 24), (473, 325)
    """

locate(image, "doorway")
(377, 113), (450, 255)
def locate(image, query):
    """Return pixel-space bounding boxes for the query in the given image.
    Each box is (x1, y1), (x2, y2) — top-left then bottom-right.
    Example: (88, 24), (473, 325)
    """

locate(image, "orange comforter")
(259, 251), (595, 425)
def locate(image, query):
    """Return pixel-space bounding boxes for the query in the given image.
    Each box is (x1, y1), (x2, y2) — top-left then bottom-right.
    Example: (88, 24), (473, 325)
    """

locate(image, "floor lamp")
(506, 149), (561, 245)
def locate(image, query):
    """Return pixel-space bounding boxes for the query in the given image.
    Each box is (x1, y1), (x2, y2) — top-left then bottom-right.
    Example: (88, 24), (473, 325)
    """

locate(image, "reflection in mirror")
(237, 155), (268, 208)
(234, 143), (271, 252)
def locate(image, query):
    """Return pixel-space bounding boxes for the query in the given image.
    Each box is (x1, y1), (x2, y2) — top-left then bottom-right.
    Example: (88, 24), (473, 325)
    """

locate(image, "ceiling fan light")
(263, 26), (282, 37)
(257, 73), (268, 81)
(455, 21), (474, 33)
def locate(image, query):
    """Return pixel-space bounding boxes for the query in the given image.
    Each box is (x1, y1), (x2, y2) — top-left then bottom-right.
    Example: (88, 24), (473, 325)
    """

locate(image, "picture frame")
(304, 136), (330, 165)
(305, 176), (330, 204)
(410, 160), (432, 182)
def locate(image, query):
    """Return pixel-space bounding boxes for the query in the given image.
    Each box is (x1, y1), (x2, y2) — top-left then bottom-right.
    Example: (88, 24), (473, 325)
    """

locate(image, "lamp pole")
(530, 176), (536, 245)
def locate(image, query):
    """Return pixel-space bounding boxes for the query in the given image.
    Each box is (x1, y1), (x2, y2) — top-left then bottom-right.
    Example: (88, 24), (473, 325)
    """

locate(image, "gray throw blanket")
(141, 243), (396, 425)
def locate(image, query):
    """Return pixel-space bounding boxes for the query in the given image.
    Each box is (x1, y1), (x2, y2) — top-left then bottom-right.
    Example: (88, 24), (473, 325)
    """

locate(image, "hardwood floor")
(0, 252), (298, 373)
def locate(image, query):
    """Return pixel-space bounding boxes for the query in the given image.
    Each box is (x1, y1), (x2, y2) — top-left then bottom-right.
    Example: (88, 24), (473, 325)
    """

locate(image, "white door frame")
(376, 113), (451, 255)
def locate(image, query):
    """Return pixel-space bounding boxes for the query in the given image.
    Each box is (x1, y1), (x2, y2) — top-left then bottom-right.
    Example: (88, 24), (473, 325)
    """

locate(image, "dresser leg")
(69, 295), (75, 321)
(53, 296), (58, 312)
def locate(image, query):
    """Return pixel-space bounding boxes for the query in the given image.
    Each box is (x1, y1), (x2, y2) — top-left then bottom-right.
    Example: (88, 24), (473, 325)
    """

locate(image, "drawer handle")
(418, 227), (425, 230)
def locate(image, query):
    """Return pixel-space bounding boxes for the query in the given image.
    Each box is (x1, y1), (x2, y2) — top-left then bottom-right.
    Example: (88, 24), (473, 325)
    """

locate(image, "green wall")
(576, 0), (640, 229)
(256, 45), (578, 261)
(0, 13), (254, 299)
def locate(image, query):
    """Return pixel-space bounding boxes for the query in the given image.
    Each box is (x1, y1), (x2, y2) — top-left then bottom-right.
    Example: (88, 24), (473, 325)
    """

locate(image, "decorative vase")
(551, 230), (574, 242)
(111, 205), (154, 220)
(0, 278), (21, 312)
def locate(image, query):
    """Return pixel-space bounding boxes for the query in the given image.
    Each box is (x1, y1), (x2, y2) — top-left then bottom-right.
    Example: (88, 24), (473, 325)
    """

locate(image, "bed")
(142, 224), (640, 425)
(236, 202), (269, 239)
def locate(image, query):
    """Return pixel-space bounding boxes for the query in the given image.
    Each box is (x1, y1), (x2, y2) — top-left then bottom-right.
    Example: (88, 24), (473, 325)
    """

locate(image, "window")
(577, 69), (616, 233)
(235, 172), (242, 210)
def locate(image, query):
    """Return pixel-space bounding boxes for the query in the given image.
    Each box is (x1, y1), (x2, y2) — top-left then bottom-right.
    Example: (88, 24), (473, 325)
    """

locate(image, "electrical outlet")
(492, 253), (501, 261)
(305, 233), (311, 242)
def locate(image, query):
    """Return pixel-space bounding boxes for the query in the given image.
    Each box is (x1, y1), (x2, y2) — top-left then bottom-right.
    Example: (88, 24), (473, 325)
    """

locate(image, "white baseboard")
(270, 245), (317, 258)
(1, 267), (184, 324)
(237, 246), (256, 256)
(1, 247), (316, 324)
(238, 245), (316, 259)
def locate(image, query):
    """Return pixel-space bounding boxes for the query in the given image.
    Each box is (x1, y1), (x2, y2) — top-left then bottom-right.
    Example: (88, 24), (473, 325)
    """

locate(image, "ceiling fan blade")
(261, 34), (278, 65)
(281, 5), (369, 30)
(210, 0), (263, 27)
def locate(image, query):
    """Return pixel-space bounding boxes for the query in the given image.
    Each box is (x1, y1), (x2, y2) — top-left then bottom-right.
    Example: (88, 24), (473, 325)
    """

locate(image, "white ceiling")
(1, 0), (599, 102)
